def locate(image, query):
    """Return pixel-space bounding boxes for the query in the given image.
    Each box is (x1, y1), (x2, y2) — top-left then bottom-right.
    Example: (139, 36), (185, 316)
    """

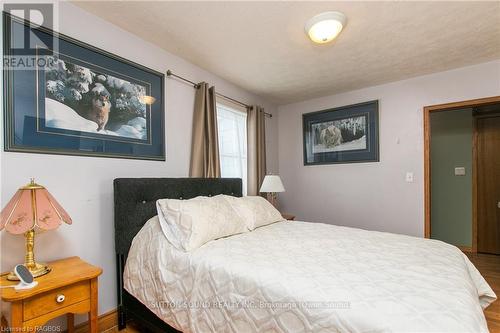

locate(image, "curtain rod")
(166, 70), (272, 118)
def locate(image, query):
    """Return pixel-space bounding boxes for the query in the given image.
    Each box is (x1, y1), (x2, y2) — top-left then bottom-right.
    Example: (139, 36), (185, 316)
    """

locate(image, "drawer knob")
(56, 294), (65, 303)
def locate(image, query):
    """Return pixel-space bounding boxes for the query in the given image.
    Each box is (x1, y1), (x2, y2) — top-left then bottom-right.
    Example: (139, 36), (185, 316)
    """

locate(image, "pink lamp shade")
(0, 181), (72, 235)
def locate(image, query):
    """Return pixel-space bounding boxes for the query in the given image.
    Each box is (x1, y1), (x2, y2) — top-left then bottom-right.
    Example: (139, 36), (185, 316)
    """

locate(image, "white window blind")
(216, 101), (248, 195)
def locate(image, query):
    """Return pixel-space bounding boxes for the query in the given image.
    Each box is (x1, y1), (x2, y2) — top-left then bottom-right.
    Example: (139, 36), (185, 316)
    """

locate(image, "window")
(216, 101), (248, 195)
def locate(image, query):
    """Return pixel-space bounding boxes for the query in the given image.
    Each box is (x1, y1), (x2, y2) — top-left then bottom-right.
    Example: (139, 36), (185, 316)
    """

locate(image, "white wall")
(278, 60), (500, 237)
(0, 2), (278, 321)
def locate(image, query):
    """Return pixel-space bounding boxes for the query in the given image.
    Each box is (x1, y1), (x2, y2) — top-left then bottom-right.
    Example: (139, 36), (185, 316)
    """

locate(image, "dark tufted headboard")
(113, 177), (242, 258)
(113, 178), (242, 331)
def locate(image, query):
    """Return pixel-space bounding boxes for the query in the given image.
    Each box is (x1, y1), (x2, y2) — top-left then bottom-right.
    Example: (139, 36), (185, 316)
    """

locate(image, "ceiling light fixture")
(305, 11), (347, 44)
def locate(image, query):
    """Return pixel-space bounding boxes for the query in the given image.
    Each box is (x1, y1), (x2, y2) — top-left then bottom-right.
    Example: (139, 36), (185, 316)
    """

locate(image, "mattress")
(124, 217), (496, 333)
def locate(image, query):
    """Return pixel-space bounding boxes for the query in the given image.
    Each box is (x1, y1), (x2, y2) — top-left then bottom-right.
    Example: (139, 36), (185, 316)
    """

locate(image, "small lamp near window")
(0, 179), (72, 280)
(259, 175), (285, 208)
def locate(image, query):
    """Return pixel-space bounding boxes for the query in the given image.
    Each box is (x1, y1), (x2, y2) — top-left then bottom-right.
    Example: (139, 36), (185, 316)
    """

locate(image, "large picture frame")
(3, 13), (165, 160)
(303, 100), (379, 165)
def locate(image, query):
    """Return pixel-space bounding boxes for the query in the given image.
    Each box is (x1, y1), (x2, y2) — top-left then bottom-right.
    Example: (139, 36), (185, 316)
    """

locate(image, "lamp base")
(266, 192), (278, 208)
(6, 263), (51, 281)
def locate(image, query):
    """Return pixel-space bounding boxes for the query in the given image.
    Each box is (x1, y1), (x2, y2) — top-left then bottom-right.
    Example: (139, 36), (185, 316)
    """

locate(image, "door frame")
(423, 96), (500, 252)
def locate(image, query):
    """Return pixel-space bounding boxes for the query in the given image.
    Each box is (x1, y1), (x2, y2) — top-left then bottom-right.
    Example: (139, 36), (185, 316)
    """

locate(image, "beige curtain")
(189, 82), (221, 178)
(247, 105), (267, 195)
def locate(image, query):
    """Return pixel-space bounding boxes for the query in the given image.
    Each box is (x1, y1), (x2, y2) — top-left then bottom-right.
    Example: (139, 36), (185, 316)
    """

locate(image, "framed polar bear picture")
(303, 100), (379, 165)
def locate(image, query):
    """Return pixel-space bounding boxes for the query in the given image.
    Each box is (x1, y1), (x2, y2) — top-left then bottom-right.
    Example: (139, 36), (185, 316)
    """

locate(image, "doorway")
(424, 96), (500, 254)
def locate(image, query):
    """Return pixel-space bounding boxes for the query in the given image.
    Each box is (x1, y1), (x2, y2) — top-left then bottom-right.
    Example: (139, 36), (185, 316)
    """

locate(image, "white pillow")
(223, 195), (285, 230)
(155, 200), (183, 249)
(156, 195), (248, 251)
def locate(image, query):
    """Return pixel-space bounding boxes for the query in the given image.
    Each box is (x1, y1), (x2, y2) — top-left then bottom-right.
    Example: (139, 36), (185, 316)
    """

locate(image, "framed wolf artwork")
(3, 13), (165, 160)
(303, 101), (379, 165)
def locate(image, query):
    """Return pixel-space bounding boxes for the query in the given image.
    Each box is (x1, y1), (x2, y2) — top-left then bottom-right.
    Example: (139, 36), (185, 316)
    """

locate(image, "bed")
(114, 178), (496, 332)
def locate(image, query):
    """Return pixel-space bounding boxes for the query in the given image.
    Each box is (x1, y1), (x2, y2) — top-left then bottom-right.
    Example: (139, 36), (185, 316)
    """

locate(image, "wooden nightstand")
(0, 256), (102, 333)
(282, 213), (295, 221)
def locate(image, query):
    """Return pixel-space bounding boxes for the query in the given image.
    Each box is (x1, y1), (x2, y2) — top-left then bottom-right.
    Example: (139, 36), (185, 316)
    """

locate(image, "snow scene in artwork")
(44, 55), (148, 140)
(312, 116), (367, 153)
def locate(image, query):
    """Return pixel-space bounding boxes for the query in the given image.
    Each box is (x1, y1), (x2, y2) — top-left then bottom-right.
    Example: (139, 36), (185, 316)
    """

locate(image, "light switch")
(405, 172), (414, 183)
(454, 167), (466, 176)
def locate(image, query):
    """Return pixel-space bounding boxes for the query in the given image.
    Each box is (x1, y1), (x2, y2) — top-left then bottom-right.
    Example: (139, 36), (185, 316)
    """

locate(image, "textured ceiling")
(73, 1), (500, 104)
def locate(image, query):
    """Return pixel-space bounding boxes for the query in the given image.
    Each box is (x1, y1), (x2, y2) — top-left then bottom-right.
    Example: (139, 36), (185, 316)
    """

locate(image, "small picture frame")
(303, 100), (379, 165)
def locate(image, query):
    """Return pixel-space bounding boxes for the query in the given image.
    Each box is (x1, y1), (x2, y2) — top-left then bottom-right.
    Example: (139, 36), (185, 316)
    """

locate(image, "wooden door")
(477, 116), (500, 254)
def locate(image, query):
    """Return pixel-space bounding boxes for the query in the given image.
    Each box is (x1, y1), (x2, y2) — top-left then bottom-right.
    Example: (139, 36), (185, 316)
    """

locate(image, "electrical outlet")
(405, 172), (414, 183)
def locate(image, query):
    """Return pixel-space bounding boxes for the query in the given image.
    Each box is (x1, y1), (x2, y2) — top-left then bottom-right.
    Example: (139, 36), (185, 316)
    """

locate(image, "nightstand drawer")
(23, 280), (90, 321)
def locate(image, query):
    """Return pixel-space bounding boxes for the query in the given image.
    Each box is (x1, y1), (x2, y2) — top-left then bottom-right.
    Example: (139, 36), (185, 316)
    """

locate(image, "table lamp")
(0, 179), (72, 280)
(259, 175), (285, 208)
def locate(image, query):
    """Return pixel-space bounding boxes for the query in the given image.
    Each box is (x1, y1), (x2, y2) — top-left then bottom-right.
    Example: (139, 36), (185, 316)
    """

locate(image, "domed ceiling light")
(305, 11), (347, 44)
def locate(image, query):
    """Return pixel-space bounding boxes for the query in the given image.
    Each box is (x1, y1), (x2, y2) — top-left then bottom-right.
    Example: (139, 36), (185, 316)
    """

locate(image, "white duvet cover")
(124, 218), (496, 333)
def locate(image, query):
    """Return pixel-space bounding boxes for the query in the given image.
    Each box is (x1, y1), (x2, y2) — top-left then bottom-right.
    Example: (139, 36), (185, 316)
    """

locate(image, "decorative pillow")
(155, 200), (183, 250)
(223, 195), (285, 230)
(156, 195), (248, 251)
